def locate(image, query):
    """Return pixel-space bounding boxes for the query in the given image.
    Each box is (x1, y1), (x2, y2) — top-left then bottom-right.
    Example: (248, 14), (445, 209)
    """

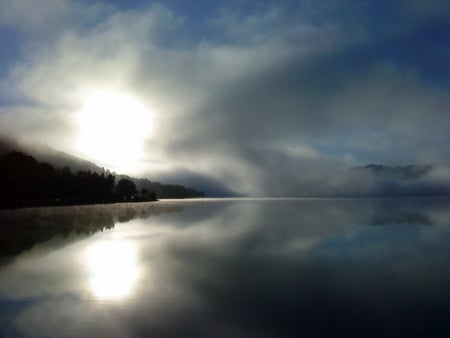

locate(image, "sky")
(0, 0), (449, 196)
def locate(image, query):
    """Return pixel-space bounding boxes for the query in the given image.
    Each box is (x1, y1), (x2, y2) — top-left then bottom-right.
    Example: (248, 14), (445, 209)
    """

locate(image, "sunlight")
(75, 89), (153, 170)
(85, 240), (140, 300)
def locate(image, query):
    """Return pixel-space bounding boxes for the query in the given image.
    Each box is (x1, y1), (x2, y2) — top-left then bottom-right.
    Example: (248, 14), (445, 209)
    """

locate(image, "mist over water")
(0, 198), (449, 337)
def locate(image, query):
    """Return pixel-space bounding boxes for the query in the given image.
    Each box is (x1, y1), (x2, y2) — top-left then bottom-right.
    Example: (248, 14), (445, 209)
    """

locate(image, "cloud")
(0, 0), (449, 195)
(0, 0), (74, 33)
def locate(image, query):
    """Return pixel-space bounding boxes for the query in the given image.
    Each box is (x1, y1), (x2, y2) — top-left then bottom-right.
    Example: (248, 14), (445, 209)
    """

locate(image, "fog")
(0, 0), (449, 195)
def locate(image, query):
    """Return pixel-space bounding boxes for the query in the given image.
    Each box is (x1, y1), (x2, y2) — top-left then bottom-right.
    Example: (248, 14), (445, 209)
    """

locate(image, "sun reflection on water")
(85, 240), (140, 301)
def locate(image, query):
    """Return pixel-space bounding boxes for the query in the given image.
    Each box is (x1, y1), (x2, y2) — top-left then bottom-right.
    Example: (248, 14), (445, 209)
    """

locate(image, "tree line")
(0, 151), (156, 209)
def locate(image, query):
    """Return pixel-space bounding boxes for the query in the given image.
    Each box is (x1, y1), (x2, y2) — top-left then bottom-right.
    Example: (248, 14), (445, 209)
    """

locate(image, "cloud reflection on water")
(0, 198), (449, 337)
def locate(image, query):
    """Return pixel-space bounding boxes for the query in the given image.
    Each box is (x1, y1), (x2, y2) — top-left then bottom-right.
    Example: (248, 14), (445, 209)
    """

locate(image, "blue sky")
(0, 0), (449, 195)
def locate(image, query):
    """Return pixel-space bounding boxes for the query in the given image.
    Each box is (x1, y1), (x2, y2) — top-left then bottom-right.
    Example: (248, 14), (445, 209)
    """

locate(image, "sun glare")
(85, 240), (140, 300)
(75, 89), (153, 170)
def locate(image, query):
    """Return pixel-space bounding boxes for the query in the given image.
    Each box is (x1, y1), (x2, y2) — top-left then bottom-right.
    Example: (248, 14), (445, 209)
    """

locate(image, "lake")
(0, 198), (449, 337)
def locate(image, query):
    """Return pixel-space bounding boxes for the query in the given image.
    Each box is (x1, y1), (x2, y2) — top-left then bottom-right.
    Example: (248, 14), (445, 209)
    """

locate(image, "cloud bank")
(0, 0), (449, 195)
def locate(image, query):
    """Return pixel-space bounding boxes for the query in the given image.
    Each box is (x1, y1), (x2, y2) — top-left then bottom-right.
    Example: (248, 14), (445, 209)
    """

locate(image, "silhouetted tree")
(62, 166), (71, 176)
(116, 178), (137, 200)
(0, 150), (199, 209)
(0, 152), (120, 208)
(148, 191), (157, 201)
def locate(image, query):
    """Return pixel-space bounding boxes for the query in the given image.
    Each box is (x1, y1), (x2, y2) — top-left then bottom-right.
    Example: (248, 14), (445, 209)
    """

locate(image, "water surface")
(0, 198), (449, 337)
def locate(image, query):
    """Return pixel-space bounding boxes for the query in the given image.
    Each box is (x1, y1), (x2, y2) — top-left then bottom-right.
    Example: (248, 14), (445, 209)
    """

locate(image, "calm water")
(0, 198), (449, 337)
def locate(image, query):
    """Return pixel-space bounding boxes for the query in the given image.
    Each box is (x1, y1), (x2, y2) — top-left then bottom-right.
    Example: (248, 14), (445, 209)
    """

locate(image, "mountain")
(351, 164), (450, 196)
(0, 151), (119, 208)
(357, 164), (432, 180)
(121, 175), (204, 199)
(0, 136), (107, 174)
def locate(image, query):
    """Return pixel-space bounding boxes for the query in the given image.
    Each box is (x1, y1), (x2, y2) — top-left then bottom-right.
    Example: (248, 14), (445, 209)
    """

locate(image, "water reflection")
(0, 201), (185, 260)
(85, 240), (140, 300)
(0, 198), (449, 337)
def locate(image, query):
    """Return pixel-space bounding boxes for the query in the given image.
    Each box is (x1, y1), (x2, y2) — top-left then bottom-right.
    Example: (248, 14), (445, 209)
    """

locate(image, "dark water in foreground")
(0, 198), (449, 337)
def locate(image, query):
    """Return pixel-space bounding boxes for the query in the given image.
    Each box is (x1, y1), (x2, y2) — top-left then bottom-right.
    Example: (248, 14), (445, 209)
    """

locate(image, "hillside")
(0, 136), (105, 173)
(0, 136), (204, 201)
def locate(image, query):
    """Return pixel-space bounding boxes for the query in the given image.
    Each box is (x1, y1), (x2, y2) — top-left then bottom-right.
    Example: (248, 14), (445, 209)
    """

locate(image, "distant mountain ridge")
(356, 164), (433, 180)
(350, 163), (450, 196)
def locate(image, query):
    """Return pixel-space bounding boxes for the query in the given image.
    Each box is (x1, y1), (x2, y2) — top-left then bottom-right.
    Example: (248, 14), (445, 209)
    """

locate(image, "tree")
(116, 178), (137, 200)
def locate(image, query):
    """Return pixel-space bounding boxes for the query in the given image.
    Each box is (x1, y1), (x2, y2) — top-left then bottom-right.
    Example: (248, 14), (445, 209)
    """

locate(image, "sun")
(74, 89), (153, 170)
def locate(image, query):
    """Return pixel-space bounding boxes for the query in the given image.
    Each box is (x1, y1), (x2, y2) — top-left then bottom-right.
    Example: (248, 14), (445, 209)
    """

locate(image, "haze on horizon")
(0, 0), (449, 196)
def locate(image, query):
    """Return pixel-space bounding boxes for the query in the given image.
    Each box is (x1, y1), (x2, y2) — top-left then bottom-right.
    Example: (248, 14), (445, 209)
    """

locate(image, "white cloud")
(1, 0), (450, 195)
